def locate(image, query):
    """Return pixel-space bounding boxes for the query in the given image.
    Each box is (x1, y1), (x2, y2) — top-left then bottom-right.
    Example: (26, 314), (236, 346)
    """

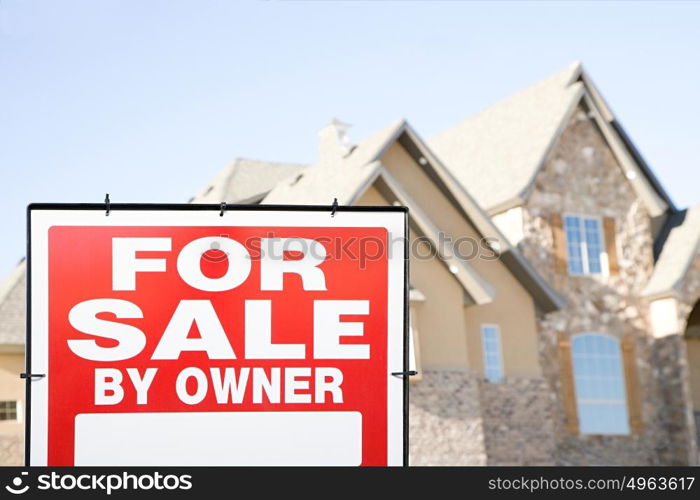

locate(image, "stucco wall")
(0, 352), (24, 465)
(356, 185), (472, 369)
(381, 143), (542, 378)
(358, 147), (552, 466)
(0, 434), (22, 466)
(676, 254), (700, 334)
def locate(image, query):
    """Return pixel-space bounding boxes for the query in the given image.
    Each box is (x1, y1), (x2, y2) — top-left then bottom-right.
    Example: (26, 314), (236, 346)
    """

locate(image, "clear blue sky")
(1, 1), (699, 279)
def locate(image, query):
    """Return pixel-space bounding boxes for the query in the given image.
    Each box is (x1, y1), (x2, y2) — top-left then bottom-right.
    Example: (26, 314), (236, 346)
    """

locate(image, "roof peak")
(428, 61), (673, 218)
(468, 62), (583, 123)
(428, 63), (585, 212)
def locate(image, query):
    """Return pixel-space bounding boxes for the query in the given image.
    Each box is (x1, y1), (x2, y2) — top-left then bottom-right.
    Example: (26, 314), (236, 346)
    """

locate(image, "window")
(0, 401), (19, 421)
(564, 215), (604, 275)
(481, 325), (503, 382)
(571, 334), (629, 434)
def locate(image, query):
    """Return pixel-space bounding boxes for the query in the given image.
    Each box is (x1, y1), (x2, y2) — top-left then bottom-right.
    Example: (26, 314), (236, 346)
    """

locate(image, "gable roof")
(429, 62), (674, 218)
(0, 259), (25, 348)
(264, 120), (499, 305)
(430, 63), (583, 213)
(190, 158), (307, 204)
(265, 119), (563, 312)
(643, 205), (700, 300)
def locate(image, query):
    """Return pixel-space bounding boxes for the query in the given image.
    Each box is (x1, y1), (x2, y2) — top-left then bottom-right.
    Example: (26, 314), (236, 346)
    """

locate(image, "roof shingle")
(644, 205), (700, 299)
(428, 62), (584, 212)
(190, 158), (307, 204)
(263, 120), (404, 205)
(0, 260), (25, 346)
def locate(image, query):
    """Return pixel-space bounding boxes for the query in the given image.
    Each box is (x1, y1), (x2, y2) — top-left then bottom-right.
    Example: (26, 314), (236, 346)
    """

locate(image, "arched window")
(571, 333), (630, 434)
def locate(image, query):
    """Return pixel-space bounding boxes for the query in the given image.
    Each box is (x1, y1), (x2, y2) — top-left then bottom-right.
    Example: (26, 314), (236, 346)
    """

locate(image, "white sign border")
(27, 206), (407, 466)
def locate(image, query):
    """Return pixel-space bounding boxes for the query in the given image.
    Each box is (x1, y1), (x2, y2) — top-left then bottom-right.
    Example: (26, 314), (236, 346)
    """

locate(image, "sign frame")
(25, 203), (409, 466)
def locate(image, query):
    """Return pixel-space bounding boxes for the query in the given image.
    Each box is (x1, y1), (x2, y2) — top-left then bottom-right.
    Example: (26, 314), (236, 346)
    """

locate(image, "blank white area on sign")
(74, 411), (362, 466)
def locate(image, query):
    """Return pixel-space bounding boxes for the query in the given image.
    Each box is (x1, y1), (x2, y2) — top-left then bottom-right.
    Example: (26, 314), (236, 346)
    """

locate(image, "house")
(0, 62), (697, 466)
(429, 62), (698, 465)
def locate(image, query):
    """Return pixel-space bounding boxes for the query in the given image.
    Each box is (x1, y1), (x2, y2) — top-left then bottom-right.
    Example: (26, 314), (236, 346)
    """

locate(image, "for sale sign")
(27, 205), (407, 466)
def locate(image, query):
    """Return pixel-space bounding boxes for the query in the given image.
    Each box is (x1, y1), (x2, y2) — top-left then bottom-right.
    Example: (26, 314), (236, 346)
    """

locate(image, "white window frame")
(563, 213), (608, 276)
(570, 332), (630, 436)
(480, 324), (504, 383)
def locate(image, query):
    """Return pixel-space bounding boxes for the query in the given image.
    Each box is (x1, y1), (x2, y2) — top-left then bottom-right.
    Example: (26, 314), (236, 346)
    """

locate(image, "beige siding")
(382, 144), (541, 376)
(0, 353), (24, 434)
(357, 186), (471, 368)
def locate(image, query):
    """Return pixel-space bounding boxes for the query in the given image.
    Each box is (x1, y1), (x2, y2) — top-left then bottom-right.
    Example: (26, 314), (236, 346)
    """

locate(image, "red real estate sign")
(27, 206), (406, 466)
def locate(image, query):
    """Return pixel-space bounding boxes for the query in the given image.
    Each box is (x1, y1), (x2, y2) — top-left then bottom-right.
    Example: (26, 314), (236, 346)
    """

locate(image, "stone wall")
(0, 434), (23, 466)
(519, 106), (694, 464)
(648, 334), (698, 464)
(479, 377), (556, 465)
(409, 371), (557, 465)
(409, 370), (486, 465)
(695, 412), (700, 455)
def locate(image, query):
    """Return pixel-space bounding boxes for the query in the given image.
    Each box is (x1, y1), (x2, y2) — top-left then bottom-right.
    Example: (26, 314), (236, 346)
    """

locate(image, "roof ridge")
(435, 62), (582, 134)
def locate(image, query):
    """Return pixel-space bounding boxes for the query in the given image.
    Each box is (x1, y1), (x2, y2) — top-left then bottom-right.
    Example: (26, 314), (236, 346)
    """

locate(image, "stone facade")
(407, 106), (698, 466)
(409, 371), (556, 465)
(519, 106), (695, 465)
(409, 370), (486, 465)
(647, 334), (697, 464)
(695, 412), (700, 453)
(479, 377), (555, 465)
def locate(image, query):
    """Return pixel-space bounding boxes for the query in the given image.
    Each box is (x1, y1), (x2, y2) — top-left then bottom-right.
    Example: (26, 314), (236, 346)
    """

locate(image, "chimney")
(318, 118), (354, 165)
